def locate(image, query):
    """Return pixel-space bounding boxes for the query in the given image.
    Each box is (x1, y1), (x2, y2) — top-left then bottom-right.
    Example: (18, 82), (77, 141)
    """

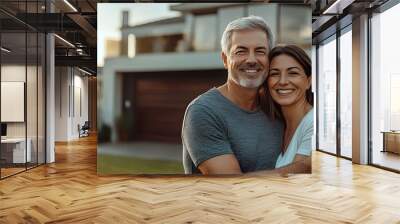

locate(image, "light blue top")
(275, 108), (314, 168)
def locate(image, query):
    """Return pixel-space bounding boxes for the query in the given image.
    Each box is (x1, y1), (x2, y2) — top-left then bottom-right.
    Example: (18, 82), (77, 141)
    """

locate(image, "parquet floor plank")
(0, 135), (399, 223)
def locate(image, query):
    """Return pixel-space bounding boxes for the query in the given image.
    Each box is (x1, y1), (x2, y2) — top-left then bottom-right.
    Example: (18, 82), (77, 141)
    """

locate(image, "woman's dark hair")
(260, 44), (313, 121)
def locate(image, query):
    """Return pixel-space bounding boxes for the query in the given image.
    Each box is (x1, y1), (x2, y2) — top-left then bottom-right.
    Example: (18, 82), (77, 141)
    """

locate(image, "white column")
(46, 33), (55, 163)
(45, 0), (55, 163)
(352, 14), (369, 164)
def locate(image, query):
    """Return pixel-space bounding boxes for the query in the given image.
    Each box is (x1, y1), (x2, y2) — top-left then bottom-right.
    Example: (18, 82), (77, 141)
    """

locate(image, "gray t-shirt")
(182, 88), (283, 174)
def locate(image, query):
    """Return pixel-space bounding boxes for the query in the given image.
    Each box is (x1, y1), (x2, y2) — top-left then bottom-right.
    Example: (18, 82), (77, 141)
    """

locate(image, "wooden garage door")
(123, 70), (226, 143)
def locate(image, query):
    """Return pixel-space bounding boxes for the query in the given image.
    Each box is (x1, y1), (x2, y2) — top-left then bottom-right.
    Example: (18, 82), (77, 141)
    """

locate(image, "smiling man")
(182, 16), (284, 174)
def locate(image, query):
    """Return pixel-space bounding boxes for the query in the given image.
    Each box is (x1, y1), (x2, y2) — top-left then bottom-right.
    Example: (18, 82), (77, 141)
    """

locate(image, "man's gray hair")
(221, 15), (274, 55)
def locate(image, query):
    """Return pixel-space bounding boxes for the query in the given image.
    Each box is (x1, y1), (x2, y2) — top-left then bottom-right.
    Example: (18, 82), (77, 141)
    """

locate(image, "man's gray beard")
(231, 74), (266, 89)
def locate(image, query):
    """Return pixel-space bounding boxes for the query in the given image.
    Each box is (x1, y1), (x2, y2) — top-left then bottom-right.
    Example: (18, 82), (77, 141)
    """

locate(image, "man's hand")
(247, 154), (311, 176)
(198, 154), (242, 175)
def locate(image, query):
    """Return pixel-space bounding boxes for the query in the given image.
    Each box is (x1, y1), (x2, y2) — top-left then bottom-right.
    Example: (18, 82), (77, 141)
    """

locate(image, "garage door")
(123, 70), (226, 143)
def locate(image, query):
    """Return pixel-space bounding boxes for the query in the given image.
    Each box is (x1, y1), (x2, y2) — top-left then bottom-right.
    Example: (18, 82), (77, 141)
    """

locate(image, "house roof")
(128, 16), (184, 29)
(170, 3), (244, 12)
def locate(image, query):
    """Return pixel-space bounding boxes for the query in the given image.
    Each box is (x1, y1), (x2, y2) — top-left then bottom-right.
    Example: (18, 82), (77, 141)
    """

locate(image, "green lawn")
(97, 154), (184, 175)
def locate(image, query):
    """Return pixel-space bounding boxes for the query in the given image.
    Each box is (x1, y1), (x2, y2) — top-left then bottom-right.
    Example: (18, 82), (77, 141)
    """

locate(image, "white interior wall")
(82, 75), (89, 123)
(1, 65), (29, 138)
(55, 66), (69, 141)
(71, 71), (89, 139)
(54, 67), (89, 141)
(1, 65), (26, 81)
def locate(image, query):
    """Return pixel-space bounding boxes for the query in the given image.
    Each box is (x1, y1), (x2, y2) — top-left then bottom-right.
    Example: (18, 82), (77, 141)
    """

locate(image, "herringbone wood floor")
(0, 135), (399, 223)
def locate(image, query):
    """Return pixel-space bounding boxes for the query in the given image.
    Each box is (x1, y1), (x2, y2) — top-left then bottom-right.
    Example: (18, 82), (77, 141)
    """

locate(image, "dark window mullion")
(36, 0), (39, 167)
(367, 10), (373, 165)
(336, 24), (341, 157)
(316, 44), (320, 151)
(44, 0), (48, 165)
(25, 0), (28, 171)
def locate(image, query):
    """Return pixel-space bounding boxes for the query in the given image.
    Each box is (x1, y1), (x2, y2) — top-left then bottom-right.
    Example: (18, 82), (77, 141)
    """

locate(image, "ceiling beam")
(55, 55), (96, 71)
(67, 13), (97, 39)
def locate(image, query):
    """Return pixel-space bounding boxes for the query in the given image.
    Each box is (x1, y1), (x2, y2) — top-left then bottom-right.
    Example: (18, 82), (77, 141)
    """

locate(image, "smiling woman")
(261, 44), (313, 173)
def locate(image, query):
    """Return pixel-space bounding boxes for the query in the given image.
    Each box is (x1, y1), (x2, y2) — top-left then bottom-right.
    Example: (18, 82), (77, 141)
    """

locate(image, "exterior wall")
(217, 5), (246, 48)
(248, 5), (279, 44)
(183, 13), (194, 51)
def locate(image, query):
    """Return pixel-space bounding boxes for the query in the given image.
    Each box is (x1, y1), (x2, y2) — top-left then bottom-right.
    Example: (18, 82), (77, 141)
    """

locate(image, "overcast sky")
(97, 3), (180, 67)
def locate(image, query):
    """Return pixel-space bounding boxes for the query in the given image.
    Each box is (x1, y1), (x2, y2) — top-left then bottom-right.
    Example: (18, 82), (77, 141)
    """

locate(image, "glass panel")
(0, 1), (26, 13)
(1, 30), (27, 177)
(317, 36), (337, 154)
(27, 30), (38, 169)
(371, 4), (400, 171)
(0, 0), (45, 14)
(0, 1), (46, 178)
(38, 32), (45, 165)
(339, 28), (352, 158)
(26, 0), (39, 169)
